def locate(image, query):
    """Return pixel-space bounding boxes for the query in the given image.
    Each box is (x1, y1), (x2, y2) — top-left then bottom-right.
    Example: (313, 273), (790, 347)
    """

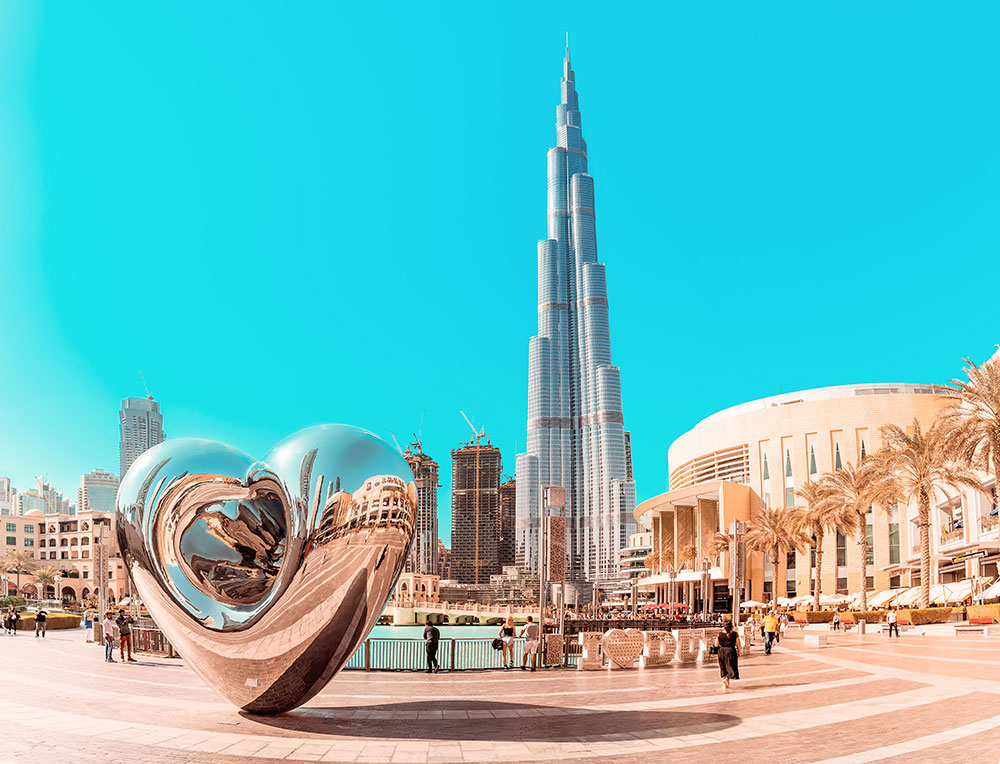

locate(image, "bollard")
(858, 619), (866, 635)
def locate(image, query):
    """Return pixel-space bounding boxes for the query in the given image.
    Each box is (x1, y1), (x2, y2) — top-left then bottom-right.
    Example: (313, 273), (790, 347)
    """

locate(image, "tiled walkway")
(1, 627), (999, 763)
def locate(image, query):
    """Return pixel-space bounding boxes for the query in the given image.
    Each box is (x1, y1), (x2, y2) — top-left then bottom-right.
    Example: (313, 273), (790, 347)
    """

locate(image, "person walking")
(102, 612), (116, 663)
(499, 616), (516, 670)
(886, 607), (900, 638)
(423, 617), (440, 673)
(832, 612), (841, 631)
(83, 608), (94, 642)
(33, 607), (47, 638)
(715, 619), (741, 689)
(115, 609), (136, 662)
(520, 615), (540, 671)
(5, 604), (17, 635)
(762, 611), (779, 655)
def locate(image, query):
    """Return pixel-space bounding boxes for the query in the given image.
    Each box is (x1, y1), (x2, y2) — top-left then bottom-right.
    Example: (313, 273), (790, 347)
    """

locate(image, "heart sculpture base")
(116, 424), (416, 715)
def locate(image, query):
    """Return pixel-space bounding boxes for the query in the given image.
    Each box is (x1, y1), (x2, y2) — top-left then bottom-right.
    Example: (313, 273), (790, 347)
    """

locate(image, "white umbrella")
(741, 599), (768, 608)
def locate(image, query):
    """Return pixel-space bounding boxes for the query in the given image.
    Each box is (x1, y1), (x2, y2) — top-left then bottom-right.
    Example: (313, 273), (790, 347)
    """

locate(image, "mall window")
(5, 523), (14, 533)
(23, 525), (32, 534)
(836, 531), (847, 566)
(61, 552), (67, 559)
(785, 487), (795, 508)
(785, 449), (793, 477)
(763, 580), (773, 598)
(836, 576), (848, 593)
(835, 443), (843, 471)
(865, 575), (874, 590)
(786, 551), (796, 569)
(890, 575), (900, 588)
(860, 439), (867, 460)
(809, 446), (817, 476)
(810, 544), (816, 568)
(865, 525), (874, 565)
(889, 523), (900, 565)
(787, 580), (797, 596)
(24, 539), (33, 547)
(5, 536), (15, 545)
(83, 571), (89, 579)
(762, 454), (770, 481)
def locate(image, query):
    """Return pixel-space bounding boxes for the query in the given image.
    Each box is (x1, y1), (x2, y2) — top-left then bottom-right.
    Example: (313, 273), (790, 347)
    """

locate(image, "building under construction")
(499, 478), (516, 569)
(450, 442), (502, 585)
(404, 442), (439, 576)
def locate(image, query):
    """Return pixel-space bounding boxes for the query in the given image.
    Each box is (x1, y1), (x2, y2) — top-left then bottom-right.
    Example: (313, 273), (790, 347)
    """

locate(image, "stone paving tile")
(1, 629), (1000, 763)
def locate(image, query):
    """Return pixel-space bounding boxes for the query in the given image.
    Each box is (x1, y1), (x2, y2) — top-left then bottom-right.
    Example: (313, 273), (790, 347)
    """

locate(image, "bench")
(804, 634), (828, 648)
(969, 618), (994, 626)
(955, 622), (1000, 638)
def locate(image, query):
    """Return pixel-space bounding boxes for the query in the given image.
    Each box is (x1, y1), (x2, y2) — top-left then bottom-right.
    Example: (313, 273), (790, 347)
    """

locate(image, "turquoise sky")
(2, 3), (998, 544)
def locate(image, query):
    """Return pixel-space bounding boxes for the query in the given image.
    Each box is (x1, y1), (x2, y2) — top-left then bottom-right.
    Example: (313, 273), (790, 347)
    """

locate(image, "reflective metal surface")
(116, 424), (415, 714)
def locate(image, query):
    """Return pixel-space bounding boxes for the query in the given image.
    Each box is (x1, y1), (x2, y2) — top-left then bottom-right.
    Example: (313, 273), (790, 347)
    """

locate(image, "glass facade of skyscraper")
(515, 48), (636, 586)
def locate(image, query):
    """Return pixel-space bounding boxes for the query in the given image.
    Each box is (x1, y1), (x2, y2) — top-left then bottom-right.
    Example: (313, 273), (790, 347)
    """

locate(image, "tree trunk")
(919, 491), (931, 609)
(858, 525), (868, 612)
(813, 532), (824, 611)
(772, 552), (781, 602)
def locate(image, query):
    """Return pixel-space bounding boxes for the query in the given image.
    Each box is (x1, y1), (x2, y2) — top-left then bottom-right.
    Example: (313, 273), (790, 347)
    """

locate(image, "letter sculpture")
(672, 628), (702, 663)
(115, 424), (416, 714)
(640, 630), (677, 668)
(578, 631), (603, 670)
(601, 628), (645, 669)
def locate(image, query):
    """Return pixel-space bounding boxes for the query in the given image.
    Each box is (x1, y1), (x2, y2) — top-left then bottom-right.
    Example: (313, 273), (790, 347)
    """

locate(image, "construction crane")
(412, 409), (426, 454)
(387, 432), (405, 456)
(139, 370), (153, 400)
(460, 410), (486, 586)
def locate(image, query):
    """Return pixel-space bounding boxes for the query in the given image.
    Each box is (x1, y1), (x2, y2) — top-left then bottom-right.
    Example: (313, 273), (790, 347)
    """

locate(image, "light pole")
(54, 574), (62, 606)
(537, 485), (565, 629)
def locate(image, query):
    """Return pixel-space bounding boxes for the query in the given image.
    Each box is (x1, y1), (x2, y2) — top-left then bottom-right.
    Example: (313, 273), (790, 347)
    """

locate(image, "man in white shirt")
(519, 616), (540, 672)
(886, 608), (899, 638)
(102, 612), (117, 663)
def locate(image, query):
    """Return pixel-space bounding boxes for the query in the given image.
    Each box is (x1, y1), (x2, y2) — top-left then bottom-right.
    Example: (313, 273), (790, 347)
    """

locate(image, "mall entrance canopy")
(634, 480), (754, 612)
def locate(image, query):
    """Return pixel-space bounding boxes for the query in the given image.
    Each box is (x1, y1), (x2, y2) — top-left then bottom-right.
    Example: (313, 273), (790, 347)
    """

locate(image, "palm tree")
(792, 477), (851, 611)
(744, 507), (809, 602)
(874, 418), (985, 608)
(709, 531), (732, 564)
(939, 354), (1000, 498)
(678, 544), (698, 569)
(820, 461), (894, 611)
(3, 551), (36, 596)
(33, 566), (58, 600)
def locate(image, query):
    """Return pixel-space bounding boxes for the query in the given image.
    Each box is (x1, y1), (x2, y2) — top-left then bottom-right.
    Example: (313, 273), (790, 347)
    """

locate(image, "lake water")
(367, 623), (506, 640)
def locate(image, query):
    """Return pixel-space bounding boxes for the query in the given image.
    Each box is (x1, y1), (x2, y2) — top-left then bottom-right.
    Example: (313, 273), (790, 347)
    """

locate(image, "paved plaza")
(1, 627), (999, 764)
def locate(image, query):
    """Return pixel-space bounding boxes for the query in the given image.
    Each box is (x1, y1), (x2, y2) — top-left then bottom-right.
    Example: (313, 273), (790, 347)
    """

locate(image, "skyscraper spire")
(515, 48), (636, 591)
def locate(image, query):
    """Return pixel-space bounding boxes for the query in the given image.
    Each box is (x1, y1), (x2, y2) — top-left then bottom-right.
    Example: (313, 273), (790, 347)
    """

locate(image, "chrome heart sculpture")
(115, 424), (415, 714)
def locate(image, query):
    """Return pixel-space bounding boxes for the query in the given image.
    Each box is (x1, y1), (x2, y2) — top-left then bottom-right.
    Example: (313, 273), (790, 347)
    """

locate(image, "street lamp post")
(54, 574), (62, 606)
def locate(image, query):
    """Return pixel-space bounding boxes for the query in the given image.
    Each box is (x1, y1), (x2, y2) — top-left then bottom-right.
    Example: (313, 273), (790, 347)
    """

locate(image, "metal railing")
(940, 527), (964, 546)
(345, 637), (534, 671)
(981, 514), (999, 535)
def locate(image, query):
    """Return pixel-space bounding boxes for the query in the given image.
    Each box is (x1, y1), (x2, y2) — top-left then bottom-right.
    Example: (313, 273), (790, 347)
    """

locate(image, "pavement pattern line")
(805, 712), (1000, 763)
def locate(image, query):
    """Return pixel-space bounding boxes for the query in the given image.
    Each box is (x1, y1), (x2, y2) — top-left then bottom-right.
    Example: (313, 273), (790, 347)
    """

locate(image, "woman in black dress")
(716, 619), (741, 689)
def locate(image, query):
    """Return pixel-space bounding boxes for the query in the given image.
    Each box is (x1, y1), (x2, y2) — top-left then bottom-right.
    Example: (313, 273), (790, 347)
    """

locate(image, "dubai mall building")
(636, 382), (1000, 608)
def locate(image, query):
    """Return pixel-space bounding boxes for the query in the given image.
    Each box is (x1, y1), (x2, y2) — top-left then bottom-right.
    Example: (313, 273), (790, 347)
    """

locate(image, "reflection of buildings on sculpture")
(316, 475), (414, 542)
(638, 382), (1000, 608)
(390, 572), (440, 605)
(1, 508), (129, 604)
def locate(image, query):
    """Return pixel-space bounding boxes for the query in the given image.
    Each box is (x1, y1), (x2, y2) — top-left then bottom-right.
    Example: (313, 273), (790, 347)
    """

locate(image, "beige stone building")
(2, 509), (129, 604)
(636, 382), (999, 607)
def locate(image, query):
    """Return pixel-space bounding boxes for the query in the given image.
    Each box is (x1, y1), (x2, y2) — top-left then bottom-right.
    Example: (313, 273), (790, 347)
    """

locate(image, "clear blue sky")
(2, 3), (998, 545)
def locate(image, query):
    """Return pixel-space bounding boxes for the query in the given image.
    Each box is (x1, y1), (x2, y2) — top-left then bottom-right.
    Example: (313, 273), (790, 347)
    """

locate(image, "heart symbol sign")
(602, 628), (644, 669)
(115, 424), (415, 714)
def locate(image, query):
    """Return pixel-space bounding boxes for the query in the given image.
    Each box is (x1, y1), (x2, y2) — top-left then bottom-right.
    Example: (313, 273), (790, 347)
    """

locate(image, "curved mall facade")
(635, 383), (999, 606)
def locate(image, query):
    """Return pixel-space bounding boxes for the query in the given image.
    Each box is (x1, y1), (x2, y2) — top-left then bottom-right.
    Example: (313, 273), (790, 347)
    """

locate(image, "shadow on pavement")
(244, 700), (740, 742)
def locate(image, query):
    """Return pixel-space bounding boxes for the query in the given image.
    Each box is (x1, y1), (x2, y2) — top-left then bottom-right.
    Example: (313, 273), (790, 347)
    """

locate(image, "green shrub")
(966, 604), (1000, 623)
(898, 607), (953, 625)
(842, 610), (885, 624)
(15, 612), (81, 630)
(0, 596), (26, 609)
(792, 610), (834, 623)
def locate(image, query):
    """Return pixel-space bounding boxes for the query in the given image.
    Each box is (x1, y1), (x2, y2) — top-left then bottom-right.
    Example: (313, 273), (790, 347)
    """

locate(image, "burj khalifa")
(515, 45), (636, 589)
